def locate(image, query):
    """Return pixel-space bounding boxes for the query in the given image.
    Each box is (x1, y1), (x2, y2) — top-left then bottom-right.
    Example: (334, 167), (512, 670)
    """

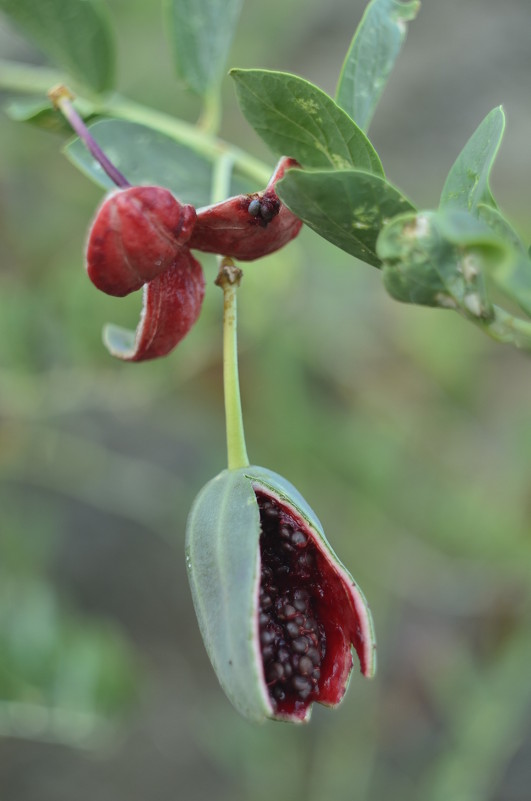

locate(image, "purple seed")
(292, 675), (312, 698)
(286, 621), (300, 639)
(266, 662), (284, 683)
(299, 656), (314, 675)
(248, 198), (261, 217)
(291, 530), (308, 548)
(292, 636), (310, 654)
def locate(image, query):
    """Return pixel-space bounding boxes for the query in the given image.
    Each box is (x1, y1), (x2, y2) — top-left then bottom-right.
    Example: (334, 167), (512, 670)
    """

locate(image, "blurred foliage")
(0, 0), (531, 799)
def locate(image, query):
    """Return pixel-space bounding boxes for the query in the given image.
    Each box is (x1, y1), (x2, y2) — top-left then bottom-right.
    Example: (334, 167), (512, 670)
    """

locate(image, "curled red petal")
(103, 248), (205, 362)
(86, 186), (196, 297)
(189, 157), (303, 261)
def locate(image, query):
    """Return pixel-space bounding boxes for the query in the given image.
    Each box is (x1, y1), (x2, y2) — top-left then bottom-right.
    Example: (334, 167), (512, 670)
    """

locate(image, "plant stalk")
(48, 85), (130, 188)
(215, 261), (249, 471)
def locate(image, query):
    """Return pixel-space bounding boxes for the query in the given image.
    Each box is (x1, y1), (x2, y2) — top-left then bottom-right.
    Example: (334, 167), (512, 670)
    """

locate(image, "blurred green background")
(1, 0), (531, 799)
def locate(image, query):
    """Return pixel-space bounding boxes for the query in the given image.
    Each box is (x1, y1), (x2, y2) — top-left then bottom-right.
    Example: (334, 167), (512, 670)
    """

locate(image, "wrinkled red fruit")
(189, 157), (303, 260)
(86, 186), (196, 297)
(256, 491), (368, 719)
(104, 248), (205, 362)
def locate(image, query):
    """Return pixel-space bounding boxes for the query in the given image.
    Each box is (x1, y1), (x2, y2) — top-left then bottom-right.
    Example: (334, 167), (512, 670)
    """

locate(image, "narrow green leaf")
(277, 167), (414, 266)
(231, 69), (384, 175)
(165, 0), (243, 96)
(439, 107), (505, 212)
(66, 120), (214, 207)
(336, 0), (420, 131)
(378, 209), (508, 319)
(0, 0), (115, 93)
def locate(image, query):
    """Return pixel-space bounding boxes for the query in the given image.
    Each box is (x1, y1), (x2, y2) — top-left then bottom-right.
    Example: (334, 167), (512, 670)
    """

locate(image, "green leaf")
(230, 69), (384, 175)
(477, 205), (531, 317)
(378, 209), (509, 318)
(336, 0), (420, 132)
(165, 0), (243, 96)
(440, 107), (505, 212)
(476, 203), (528, 256)
(0, 0), (115, 93)
(277, 167), (415, 266)
(65, 119), (215, 207)
(4, 96), (97, 133)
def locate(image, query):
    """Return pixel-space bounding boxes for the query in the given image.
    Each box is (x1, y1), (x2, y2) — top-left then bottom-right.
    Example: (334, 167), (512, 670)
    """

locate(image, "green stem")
(470, 305), (531, 350)
(0, 58), (64, 93)
(198, 85), (222, 136)
(211, 152), (235, 205)
(0, 60), (271, 186)
(216, 262), (249, 471)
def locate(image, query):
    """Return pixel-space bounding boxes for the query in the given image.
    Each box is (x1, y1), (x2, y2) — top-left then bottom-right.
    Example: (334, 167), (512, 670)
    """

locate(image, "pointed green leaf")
(440, 107), (505, 212)
(165, 0), (243, 95)
(65, 119), (215, 207)
(0, 0), (115, 93)
(230, 69), (384, 175)
(277, 167), (415, 266)
(336, 0), (420, 131)
(378, 209), (510, 318)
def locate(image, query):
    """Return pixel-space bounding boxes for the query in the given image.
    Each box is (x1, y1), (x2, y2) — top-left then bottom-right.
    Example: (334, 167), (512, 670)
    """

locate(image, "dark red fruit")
(86, 186), (196, 297)
(256, 490), (370, 720)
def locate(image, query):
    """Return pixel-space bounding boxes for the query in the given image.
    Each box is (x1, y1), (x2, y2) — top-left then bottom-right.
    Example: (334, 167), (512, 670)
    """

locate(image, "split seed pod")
(186, 466), (376, 723)
(103, 248), (205, 362)
(189, 157), (303, 261)
(86, 186), (196, 296)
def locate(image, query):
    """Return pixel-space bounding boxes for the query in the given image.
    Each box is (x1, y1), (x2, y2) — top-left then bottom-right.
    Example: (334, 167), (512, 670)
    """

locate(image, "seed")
(248, 198), (261, 217)
(307, 647), (321, 666)
(281, 542), (295, 553)
(277, 602), (296, 620)
(261, 629), (275, 646)
(299, 656), (314, 675)
(262, 644), (274, 661)
(277, 647), (290, 664)
(280, 525), (293, 540)
(266, 662), (284, 683)
(292, 636), (310, 654)
(260, 594), (272, 610)
(286, 621), (301, 639)
(291, 530), (308, 548)
(292, 675), (313, 698)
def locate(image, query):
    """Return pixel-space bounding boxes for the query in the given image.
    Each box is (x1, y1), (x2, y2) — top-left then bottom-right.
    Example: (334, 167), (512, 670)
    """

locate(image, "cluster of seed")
(247, 194), (280, 224)
(256, 492), (326, 711)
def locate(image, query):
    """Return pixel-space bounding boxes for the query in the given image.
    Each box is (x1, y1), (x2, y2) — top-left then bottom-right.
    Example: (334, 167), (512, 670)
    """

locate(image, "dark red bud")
(86, 186), (197, 297)
(189, 157), (303, 261)
(104, 248), (205, 362)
